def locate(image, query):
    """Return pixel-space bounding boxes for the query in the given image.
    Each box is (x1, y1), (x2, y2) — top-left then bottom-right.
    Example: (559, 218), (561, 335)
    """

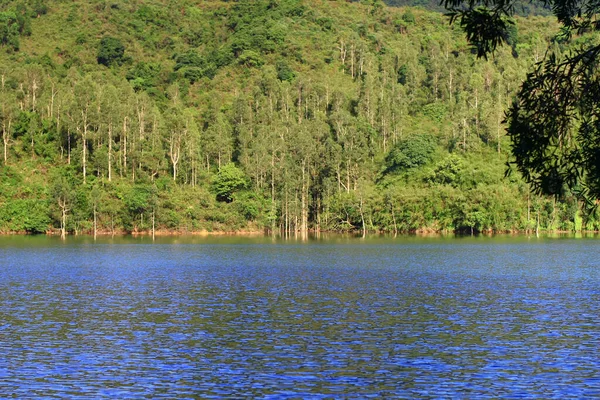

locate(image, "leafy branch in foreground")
(445, 0), (600, 205)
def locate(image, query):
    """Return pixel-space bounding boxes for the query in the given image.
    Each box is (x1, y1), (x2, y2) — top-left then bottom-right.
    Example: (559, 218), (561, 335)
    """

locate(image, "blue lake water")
(0, 235), (599, 398)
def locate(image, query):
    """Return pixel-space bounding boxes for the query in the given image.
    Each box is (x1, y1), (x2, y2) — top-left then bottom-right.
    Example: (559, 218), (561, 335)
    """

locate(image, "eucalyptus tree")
(102, 84), (120, 182)
(51, 170), (75, 239)
(70, 75), (97, 183)
(0, 73), (16, 164)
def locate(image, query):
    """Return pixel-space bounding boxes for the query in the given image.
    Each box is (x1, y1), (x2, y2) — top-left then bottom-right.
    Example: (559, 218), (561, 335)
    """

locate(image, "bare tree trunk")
(108, 123), (112, 182)
(56, 104), (61, 159)
(93, 203), (97, 240)
(170, 133), (180, 182)
(527, 192), (530, 230)
(2, 120), (9, 164)
(67, 127), (71, 164)
(391, 201), (398, 237)
(31, 78), (38, 113)
(338, 39), (346, 66)
(301, 159), (308, 238)
(271, 152), (276, 233)
(346, 158), (351, 193)
(297, 85), (303, 124)
(359, 195), (366, 238)
(497, 90), (502, 153)
(82, 128), (87, 183)
(50, 83), (57, 119)
(285, 190), (289, 236)
(350, 43), (355, 79)
(61, 206), (66, 239)
(123, 116), (128, 175)
(152, 208), (155, 241)
(1, 74), (7, 164)
(59, 198), (69, 240)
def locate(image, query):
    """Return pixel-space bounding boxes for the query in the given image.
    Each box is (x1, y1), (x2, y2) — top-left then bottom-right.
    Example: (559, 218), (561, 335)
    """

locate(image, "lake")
(0, 234), (599, 398)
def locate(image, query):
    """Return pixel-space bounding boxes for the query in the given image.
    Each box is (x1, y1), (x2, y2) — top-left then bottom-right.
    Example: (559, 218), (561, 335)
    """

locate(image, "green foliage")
(227, 0), (293, 58)
(385, 134), (437, 173)
(0, 0), (588, 235)
(174, 50), (217, 82)
(212, 163), (248, 202)
(234, 191), (261, 220)
(0, 198), (49, 233)
(507, 49), (600, 203)
(446, 7), (515, 58)
(276, 60), (295, 81)
(97, 36), (125, 67)
(397, 64), (408, 84)
(238, 50), (264, 68)
(422, 102), (447, 123)
(425, 155), (465, 186)
(402, 10), (415, 24)
(30, 0), (48, 16)
(0, 12), (20, 51)
(446, 0), (600, 203)
(126, 62), (161, 91)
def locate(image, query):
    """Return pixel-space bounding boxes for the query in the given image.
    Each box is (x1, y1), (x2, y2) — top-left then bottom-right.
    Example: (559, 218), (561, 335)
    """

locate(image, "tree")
(97, 36), (125, 67)
(212, 163), (248, 202)
(51, 170), (75, 239)
(384, 134), (436, 173)
(0, 12), (20, 51)
(444, 0), (600, 203)
(0, 74), (16, 164)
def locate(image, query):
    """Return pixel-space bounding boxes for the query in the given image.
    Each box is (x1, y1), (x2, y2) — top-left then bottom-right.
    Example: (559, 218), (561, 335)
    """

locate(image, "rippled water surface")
(1, 235), (600, 398)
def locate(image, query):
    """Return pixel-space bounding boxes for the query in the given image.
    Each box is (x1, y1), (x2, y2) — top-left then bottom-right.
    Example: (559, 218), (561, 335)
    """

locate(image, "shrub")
(97, 36), (125, 66)
(385, 134), (436, 173)
(212, 163), (248, 202)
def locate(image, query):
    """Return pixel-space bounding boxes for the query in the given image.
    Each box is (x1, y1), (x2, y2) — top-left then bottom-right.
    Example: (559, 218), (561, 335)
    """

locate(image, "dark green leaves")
(448, 7), (515, 58)
(174, 51), (218, 82)
(507, 44), (600, 200)
(97, 36), (125, 67)
(0, 12), (21, 51)
(212, 163), (248, 202)
(385, 134), (437, 173)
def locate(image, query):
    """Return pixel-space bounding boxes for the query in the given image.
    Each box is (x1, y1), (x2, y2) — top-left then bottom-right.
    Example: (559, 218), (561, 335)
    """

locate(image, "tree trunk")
(359, 195), (366, 238)
(67, 128), (71, 165)
(2, 120), (9, 164)
(82, 110), (88, 184)
(271, 152), (276, 234)
(391, 201), (398, 237)
(82, 133), (87, 183)
(108, 123), (112, 182)
(170, 133), (180, 182)
(301, 160), (308, 238)
(59, 198), (68, 240)
(152, 209), (155, 241)
(123, 116), (128, 175)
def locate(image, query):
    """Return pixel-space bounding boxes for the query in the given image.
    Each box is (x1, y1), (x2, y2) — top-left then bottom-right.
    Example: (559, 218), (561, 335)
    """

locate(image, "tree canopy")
(445, 0), (600, 204)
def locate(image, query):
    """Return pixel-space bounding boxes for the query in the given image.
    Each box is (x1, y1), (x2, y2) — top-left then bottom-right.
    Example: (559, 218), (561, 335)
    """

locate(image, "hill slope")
(0, 0), (588, 235)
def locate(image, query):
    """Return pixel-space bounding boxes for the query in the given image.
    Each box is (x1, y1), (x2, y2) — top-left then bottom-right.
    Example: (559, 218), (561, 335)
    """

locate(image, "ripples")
(0, 237), (599, 397)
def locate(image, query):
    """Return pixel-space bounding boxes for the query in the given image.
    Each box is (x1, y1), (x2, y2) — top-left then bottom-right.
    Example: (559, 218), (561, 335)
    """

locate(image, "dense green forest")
(381, 0), (552, 16)
(0, 0), (594, 236)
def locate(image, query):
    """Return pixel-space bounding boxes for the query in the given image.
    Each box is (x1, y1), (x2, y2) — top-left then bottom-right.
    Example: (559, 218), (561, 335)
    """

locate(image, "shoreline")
(1, 228), (599, 237)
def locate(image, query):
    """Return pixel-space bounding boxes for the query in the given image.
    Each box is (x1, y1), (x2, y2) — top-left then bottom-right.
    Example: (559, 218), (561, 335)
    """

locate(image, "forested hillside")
(382, 0), (552, 16)
(0, 0), (592, 235)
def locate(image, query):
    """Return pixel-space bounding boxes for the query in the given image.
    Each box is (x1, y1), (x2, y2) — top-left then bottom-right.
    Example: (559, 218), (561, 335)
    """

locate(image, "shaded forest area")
(0, 0), (594, 235)
(381, 0), (552, 16)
